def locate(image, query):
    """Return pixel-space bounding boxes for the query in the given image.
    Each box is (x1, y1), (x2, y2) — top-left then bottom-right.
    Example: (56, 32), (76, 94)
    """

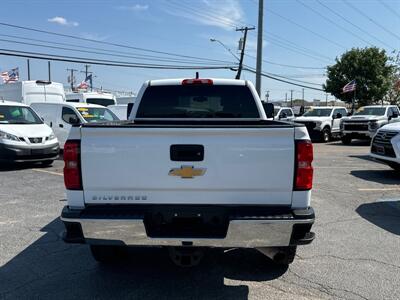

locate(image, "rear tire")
(321, 127), (331, 143)
(341, 135), (352, 145)
(90, 245), (126, 263)
(388, 162), (400, 172)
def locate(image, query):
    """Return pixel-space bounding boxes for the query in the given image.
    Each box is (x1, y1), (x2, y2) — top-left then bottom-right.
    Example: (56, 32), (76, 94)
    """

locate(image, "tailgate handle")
(170, 145), (204, 161)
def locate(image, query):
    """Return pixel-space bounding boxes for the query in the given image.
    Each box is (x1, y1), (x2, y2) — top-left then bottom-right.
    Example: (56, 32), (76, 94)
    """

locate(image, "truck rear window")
(136, 85), (260, 118)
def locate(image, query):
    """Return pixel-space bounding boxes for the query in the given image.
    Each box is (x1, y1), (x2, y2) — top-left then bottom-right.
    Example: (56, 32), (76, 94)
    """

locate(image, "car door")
(388, 107), (400, 124)
(58, 106), (80, 148)
(331, 108), (343, 132)
(285, 109), (295, 121)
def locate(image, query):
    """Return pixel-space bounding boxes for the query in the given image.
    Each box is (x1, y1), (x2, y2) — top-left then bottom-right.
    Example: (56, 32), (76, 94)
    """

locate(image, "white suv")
(370, 122), (400, 171)
(295, 107), (348, 142)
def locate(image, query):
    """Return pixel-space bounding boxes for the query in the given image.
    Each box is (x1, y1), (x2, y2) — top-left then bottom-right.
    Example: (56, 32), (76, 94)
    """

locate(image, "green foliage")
(385, 51), (400, 105)
(324, 47), (395, 106)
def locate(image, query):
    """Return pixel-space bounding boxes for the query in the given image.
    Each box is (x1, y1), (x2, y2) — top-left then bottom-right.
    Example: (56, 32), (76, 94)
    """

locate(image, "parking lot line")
(32, 169), (63, 176)
(358, 188), (400, 191)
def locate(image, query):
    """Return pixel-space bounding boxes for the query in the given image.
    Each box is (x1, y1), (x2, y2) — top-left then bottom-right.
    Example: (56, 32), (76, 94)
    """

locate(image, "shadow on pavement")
(348, 154), (377, 163)
(0, 218), (287, 299)
(350, 169), (400, 184)
(356, 200), (400, 236)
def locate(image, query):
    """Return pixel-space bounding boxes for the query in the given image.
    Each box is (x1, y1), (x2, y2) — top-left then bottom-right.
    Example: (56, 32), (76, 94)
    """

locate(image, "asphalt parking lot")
(0, 141), (399, 300)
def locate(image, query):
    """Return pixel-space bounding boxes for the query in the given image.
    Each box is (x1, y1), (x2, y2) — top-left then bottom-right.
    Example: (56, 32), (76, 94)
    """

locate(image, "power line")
(296, 0), (374, 46)
(244, 67), (325, 91)
(379, 0), (400, 20)
(0, 33), (234, 65)
(265, 8), (345, 49)
(315, 0), (396, 50)
(0, 22), (236, 64)
(343, 0), (400, 41)
(0, 48), (237, 70)
(0, 37), (233, 66)
(244, 54), (326, 70)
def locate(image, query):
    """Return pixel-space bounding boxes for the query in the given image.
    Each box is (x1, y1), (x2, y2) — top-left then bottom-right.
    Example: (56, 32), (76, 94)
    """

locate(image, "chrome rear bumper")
(61, 205), (315, 248)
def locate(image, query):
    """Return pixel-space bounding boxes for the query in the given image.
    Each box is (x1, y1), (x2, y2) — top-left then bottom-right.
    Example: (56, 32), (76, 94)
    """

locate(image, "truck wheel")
(388, 162), (400, 172)
(90, 245), (126, 263)
(321, 127), (331, 143)
(341, 135), (352, 145)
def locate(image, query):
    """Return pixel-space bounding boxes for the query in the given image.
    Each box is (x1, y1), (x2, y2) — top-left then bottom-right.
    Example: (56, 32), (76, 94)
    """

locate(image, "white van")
(0, 100), (59, 164)
(0, 80), (65, 105)
(65, 92), (116, 107)
(108, 104), (128, 120)
(31, 102), (119, 148)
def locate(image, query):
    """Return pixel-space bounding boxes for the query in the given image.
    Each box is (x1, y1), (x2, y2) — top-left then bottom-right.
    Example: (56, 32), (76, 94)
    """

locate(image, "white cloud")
(164, 0), (245, 30)
(47, 16), (79, 27)
(116, 4), (149, 12)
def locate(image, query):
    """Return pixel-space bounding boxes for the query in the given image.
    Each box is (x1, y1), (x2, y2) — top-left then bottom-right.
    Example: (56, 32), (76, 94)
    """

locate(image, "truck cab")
(65, 91), (116, 107)
(295, 106), (348, 142)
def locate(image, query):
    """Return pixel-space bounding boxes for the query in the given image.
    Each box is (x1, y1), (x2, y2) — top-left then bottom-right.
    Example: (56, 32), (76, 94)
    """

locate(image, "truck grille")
(29, 137), (43, 144)
(371, 130), (398, 158)
(343, 123), (369, 131)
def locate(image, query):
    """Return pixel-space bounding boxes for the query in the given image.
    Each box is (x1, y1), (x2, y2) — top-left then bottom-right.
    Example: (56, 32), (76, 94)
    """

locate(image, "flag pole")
(351, 81), (356, 114)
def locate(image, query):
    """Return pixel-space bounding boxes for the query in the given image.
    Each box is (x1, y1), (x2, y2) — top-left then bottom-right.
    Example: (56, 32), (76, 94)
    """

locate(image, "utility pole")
(302, 88), (305, 107)
(290, 89), (293, 108)
(265, 90), (270, 103)
(285, 92), (288, 105)
(81, 65), (93, 91)
(48, 61), (51, 81)
(255, 0), (264, 96)
(235, 26), (255, 80)
(27, 59), (30, 80)
(67, 68), (78, 91)
(325, 93), (328, 106)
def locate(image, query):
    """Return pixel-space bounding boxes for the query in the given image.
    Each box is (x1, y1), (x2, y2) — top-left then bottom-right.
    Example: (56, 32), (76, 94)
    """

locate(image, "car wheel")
(90, 245), (127, 263)
(41, 160), (54, 166)
(388, 162), (400, 172)
(321, 127), (331, 143)
(341, 135), (352, 145)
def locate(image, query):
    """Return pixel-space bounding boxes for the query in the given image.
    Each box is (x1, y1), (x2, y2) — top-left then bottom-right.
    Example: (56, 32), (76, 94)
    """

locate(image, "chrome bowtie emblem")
(169, 165), (206, 179)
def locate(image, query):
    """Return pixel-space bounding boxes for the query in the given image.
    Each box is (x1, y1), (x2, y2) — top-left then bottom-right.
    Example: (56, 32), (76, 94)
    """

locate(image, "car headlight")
(0, 130), (20, 141)
(315, 121), (322, 127)
(369, 121), (378, 130)
(48, 133), (56, 140)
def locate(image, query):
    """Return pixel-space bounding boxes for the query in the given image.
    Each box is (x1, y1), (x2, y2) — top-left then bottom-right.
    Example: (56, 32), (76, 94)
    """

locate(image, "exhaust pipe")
(256, 247), (294, 265)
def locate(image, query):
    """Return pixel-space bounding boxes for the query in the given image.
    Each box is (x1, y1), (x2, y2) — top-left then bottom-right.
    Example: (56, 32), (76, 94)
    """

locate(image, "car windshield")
(302, 108), (332, 117)
(136, 85), (260, 118)
(76, 107), (119, 123)
(86, 98), (115, 107)
(354, 107), (386, 116)
(0, 105), (43, 124)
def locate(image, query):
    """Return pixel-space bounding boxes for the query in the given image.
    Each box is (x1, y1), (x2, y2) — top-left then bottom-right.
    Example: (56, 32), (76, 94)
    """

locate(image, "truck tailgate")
(80, 126), (295, 205)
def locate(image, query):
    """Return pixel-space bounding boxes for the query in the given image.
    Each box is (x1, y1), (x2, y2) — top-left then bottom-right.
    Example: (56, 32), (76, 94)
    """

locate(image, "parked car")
(60, 78), (315, 266)
(262, 103), (295, 121)
(0, 80), (65, 105)
(31, 102), (119, 149)
(370, 122), (400, 171)
(108, 104), (128, 120)
(295, 106), (348, 142)
(65, 91), (116, 107)
(0, 100), (59, 164)
(340, 105), (400, 144)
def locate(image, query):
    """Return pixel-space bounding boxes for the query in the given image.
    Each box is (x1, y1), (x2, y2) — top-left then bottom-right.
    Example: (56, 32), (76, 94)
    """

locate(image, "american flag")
(77, 81), (89, 89)
(342, 80), (356, 93)
(1, 68), (19, 83)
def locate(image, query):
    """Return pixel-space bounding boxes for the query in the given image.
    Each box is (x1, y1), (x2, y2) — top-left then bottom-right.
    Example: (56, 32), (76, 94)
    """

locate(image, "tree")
(385, 51), (400, 105)
(324, 47), (395, 107)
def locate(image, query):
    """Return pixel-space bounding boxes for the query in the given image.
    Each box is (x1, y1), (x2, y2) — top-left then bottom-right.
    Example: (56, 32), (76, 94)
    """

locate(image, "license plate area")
(144, 207), (229, 238)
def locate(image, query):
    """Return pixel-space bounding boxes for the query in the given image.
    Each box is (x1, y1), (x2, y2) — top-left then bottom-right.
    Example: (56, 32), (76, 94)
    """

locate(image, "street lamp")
(210, 38), (240, 61)
(265, 90), (270, 102)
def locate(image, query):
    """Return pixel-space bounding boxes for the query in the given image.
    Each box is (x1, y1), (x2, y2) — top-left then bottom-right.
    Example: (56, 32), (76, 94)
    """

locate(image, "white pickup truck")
(61, 78), (315, 266)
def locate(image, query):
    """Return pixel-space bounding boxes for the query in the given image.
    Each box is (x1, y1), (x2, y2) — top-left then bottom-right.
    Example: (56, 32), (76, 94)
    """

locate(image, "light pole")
(265, 90), (270, 102)
(210, 38), (240, 61)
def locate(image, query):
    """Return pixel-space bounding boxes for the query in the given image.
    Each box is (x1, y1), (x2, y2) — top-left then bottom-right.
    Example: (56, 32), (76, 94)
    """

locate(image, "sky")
(0, 0), (399, 102)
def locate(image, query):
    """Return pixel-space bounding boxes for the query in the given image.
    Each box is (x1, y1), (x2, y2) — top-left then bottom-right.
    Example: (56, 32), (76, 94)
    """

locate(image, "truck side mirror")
(264, 103), (274, 119)
(127, 103), (134, 119)
(336, 113), (342, 119)
(393, 112), (399, 119)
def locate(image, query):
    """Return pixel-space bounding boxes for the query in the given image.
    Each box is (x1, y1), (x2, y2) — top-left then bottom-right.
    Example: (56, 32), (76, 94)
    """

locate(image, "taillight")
(182, 79), (213, 85)
(64, 140), (82, 190)
(294, 140), (313, 191)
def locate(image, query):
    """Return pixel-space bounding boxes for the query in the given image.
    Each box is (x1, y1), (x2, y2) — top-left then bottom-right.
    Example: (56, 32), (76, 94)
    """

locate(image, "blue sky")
(0, 0), (399, 102)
